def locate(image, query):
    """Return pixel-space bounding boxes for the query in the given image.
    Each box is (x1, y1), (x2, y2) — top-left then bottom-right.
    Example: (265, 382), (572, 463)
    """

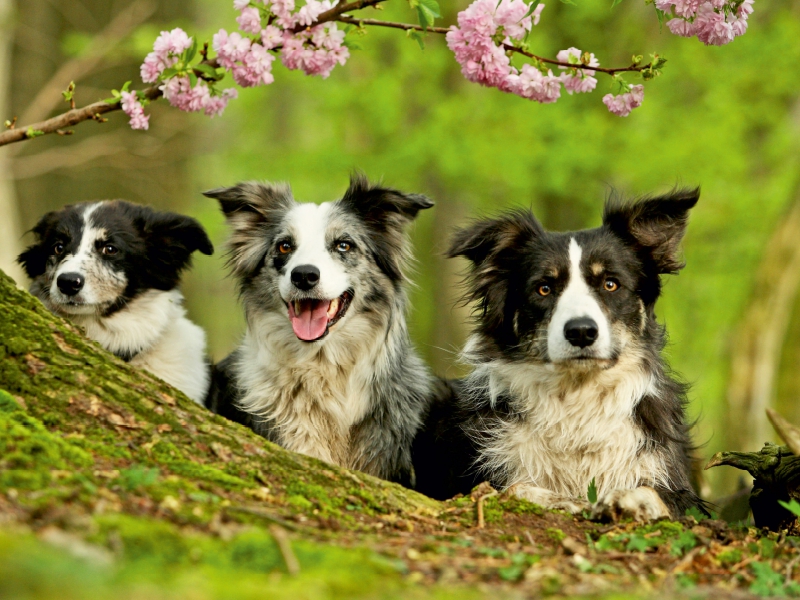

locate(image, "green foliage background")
(11, 0), (800, 499)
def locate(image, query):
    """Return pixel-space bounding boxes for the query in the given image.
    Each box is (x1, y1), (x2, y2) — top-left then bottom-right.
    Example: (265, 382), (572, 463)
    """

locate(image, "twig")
(299, 0), (387, 31)
(786, 555), (800, 585)
(334, 16), (651, 74)
(269, 525), (301, 575)
(476, 490), (498, 529)
(336, 16), (449, 34)
(0, 86), (161, 148)
(17, 0), (157, 127)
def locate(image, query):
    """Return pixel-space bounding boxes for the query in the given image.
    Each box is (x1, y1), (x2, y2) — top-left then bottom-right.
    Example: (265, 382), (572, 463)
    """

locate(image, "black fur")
(413, 188), (706, 518)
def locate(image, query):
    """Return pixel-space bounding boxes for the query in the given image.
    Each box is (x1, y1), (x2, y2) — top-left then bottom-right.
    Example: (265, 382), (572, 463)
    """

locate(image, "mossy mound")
(1, 268), (799, 599)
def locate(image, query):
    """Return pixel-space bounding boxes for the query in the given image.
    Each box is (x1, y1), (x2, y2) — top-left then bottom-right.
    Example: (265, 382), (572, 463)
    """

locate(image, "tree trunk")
(0, 0), (24, 284)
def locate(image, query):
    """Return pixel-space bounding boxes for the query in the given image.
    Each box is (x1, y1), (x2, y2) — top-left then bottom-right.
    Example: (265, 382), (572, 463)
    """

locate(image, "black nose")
(290, 264), (320, 291)
(564, 317), (599, 348)
(57, 272), (84, 297)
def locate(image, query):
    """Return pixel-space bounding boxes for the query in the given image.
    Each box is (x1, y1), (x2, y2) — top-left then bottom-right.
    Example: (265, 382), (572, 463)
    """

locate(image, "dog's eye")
(52, 243), (65, 256)
(537, 284), (551, 296)
(101, 244), (118, 256)
(603, 278), (619, 292)
(336, 241), (351, 253)
(278, 242), (292, 254)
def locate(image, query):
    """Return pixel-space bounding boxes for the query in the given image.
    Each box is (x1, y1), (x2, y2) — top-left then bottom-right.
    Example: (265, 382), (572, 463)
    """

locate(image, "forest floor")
(1, 268), (797, 600)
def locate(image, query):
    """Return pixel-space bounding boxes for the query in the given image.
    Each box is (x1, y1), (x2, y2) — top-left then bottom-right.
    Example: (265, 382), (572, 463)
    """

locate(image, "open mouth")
(286, 291), (352, 342)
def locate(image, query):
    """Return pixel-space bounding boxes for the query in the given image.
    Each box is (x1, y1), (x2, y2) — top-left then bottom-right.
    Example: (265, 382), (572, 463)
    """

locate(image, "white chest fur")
(70, 289), (209, 404)
(472, 352), (671, 498)
(235, 311), (383, 467)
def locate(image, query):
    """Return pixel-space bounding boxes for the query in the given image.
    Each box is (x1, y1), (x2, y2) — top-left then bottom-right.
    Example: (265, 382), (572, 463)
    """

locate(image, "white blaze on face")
(49, 202), (126, 313)
(278, 202), (351, 302)
(546, 238), (612, 362)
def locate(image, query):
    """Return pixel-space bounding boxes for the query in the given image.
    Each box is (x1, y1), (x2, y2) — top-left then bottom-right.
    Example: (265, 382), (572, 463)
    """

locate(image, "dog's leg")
(590, 486), (671, 522)
(507, 484), (590, 514)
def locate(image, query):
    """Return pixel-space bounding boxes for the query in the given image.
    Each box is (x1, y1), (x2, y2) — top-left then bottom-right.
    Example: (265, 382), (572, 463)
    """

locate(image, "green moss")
(546, 528), (566, 543)
(717, 548), (743, 566)
(165, 460), (249, 489)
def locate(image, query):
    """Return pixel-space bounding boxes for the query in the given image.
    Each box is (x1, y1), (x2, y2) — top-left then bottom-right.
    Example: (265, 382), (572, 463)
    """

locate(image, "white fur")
(70, 289), (209, 404)
(591, 486), (671, 522)
(547, 238), (612, 362)
(278, 203), (350, 301)
(465, 346), (671, 501)
(236, 298), (401, 467)
(50, 202), (128, 314)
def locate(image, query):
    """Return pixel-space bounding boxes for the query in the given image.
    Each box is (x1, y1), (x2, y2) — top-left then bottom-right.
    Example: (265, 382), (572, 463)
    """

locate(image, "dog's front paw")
(507, 484), (590, 514)
(590, 486), (670, 522)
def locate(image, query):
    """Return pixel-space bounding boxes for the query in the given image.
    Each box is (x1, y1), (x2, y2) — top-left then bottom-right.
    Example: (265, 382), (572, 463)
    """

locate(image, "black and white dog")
(18, 200), (214, 404)
(205, 174), (437, 486)
(413, 189), (705, 520)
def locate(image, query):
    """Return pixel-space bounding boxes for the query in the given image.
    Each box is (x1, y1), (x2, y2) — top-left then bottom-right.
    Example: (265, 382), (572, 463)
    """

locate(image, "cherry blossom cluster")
(446, 1), (622, 112)
(602, 84), (644, 118)
(659, 0), (754, 46)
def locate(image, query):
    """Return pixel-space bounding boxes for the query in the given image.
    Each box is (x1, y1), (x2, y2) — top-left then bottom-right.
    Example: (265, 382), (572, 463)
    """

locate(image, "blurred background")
(1, 0), (799, 501)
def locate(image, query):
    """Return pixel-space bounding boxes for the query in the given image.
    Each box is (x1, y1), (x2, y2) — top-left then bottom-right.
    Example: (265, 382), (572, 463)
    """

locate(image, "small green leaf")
(626, 535), (649, 553)
(779, 498), (800, 518)
(121, 80), (132, 92)
(188, 72), (198, 87)
(415, 0), (440, 30)
(587, 477), (597, 504)
(610, 0), (623, 7)
(185, 38), (198, 63)
(25, 128), (45, 138)
(408, 29), (426, 49)
(103, 97), (120, 104)
(522, 0), (542, 19)
(342, 37), (363, 50)
(194, 63), (222, 80)
(160, 67), (178, 79)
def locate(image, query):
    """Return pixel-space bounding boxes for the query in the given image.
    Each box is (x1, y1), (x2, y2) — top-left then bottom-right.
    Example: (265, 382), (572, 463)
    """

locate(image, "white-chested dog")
(205, 174), (439, 486)
(19, 200), (213, 403)
(413, 189), (706, 521)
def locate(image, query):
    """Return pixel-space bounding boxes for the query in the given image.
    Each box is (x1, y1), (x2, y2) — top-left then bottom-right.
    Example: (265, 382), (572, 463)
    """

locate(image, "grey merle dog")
(413, 189), (706, 520)
(205, 174), (439, 486)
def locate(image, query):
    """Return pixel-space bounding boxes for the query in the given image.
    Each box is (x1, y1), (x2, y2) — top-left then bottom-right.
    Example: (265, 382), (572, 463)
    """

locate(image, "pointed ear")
(339, 173), (434, 230)
(144, 213), (213, 286)
(448, 211), (543, 347)
(17, 211), (60, 278)
(603, 187), (700, 274)
(204, 181), (294, 277)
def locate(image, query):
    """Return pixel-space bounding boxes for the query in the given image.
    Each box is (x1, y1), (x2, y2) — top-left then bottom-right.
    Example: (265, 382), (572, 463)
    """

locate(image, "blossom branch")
(0, 86), (161, 148)
(335, 16), (450, 34)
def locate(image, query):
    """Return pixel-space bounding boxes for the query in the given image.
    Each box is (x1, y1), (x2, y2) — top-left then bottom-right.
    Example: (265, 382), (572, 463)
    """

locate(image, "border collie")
(204, 174), (436, 486)
(18, 200), (214, 404)
(413, 189), (705, 520)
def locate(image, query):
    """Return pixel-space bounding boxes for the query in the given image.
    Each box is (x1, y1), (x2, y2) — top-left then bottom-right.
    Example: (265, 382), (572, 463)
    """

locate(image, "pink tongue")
(288, 299), (332, 341)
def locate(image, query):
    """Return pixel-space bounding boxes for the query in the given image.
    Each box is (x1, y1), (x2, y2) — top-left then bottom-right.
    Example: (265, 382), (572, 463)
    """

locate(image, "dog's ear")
(339, 173), (434, 282)
(144, 212), (213, 287)
(204, 182), (294, 278)
(603, 187), (699, 274)
(448, 211), (543, 348)
(18, 210), (61, 278)
(340, 172), (434, 229)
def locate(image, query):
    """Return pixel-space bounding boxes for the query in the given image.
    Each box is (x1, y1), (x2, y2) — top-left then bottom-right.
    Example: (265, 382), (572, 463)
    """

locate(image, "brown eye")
(53, 243), (65, 256)
(102, 244), (118, 256)
(603, 278), (619, 292)
(336, 241), (351, 253)
(537, 284), (551, 296)
(278, 242), (292, 254)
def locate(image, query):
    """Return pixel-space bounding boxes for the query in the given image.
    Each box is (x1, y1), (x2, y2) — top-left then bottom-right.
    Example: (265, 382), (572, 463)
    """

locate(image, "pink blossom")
(531, 3), (544, 26)
(672, 0), (701, 18)
(269, 0), (297, 27)
(508, 64), (562, 103)
(666, 17), (696, 37)
(694, 2), (734, 45)
(236, 6), (263, 34)
(602, 84), (644, 117)
(295, 0), (333, 27)
(232, 43), (276, 86)
(139, 28), (193, 83)
(120, 91), (149, 130)
(556, 47), (598, 95)
(261, 25), (283, 49)
(233, 0), (250, 9)
(204, 88), (238, 117)
(738, 0), (754, 17)
(280, 24), (349, 79)
(655, 0), (674, 10)
(213, 29), (252, 69)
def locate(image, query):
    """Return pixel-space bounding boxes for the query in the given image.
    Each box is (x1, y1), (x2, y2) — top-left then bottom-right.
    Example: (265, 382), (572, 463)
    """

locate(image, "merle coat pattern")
(413, 189), (705, 520)
(18, 200), (214, 403)
(205, 175), (438, 486)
